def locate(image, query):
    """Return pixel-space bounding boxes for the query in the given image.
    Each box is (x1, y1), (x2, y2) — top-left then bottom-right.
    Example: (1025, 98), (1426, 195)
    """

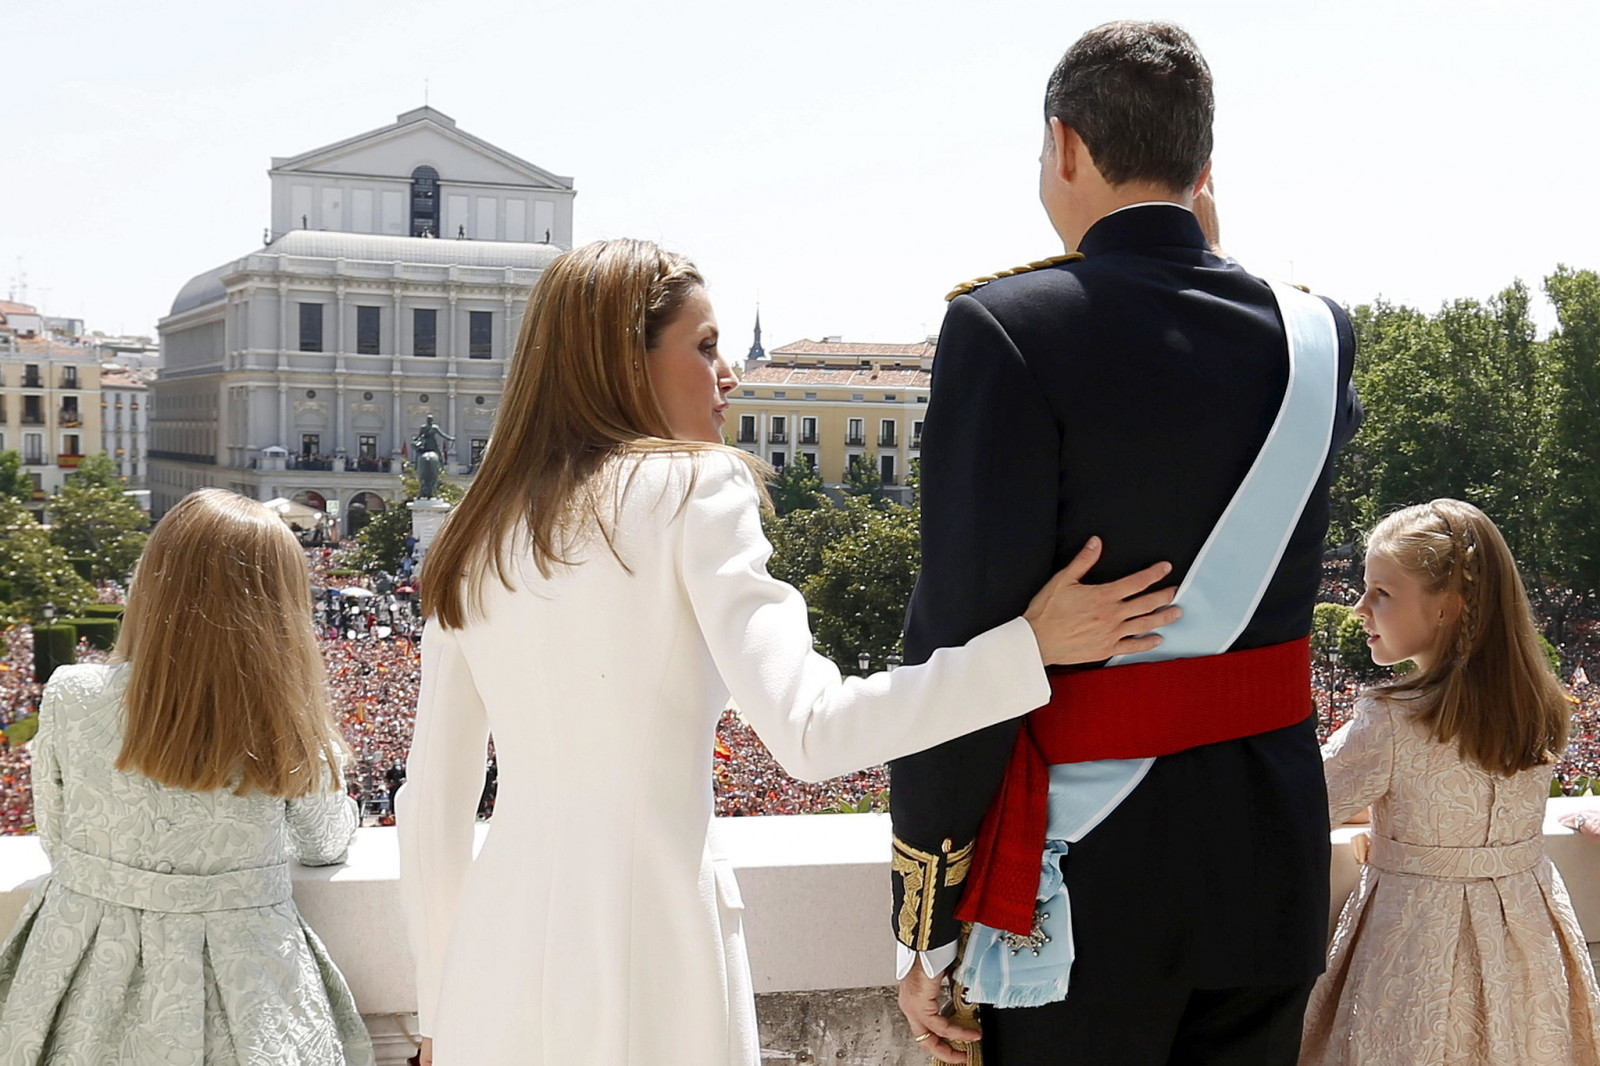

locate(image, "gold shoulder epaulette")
(1293, 283), (1311, 293)
(946, 252), (1085, 301)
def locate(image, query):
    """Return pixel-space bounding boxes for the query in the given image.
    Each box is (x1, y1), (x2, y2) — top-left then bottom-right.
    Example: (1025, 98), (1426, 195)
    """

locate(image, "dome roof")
(168, 231), (563, 317)
(267, 230), (563, 269)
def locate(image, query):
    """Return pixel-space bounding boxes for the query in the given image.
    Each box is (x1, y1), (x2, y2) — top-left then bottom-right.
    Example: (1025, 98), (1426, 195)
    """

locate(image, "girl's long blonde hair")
(113, 489), (348, 798)
(1368, 499), (1569, 776)
(422, 238), (763, 629)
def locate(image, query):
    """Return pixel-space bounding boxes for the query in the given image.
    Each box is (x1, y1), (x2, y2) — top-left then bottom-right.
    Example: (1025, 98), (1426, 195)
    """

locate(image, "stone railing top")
(6, 799), (1600, 1014)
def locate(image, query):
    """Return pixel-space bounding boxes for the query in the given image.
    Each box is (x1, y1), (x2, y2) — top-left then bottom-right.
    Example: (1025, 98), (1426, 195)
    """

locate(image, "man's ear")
(1049, 117), (1077, 185)
(1191, 159), (1213, 199)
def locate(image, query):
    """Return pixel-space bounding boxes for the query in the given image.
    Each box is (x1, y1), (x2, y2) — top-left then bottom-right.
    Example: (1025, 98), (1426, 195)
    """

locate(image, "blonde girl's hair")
(422, 238), (765, 629)
(1368, 499), (1569, 776)
(113, 489), (348, 798)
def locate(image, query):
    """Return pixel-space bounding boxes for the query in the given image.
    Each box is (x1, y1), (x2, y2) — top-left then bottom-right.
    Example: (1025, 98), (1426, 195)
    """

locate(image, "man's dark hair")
(1045, 20), (1213, 191)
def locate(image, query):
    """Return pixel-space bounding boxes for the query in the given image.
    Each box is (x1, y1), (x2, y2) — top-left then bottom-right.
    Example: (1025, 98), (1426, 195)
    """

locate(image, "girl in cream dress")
(397, 239), (1180, 1066)
(1302, 500), (1600, 1065)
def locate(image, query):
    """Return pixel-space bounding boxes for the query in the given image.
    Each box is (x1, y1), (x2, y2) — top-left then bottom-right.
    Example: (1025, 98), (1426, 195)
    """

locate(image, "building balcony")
(6, 803), (1600, 1066)
(911, 436), (922, 450)
(737, 430), (758, 444)
(22, 455), (47, 466)
(20, 414), (44, 426)
(846, 433), (865, 446)
(21, 375), (42, 388)
(799, 432), (819, 445)
(58, 413), (82, 428)
(56, 454), (83, 469)
(881, 474), (898, 486)
(352, 458), (394, 474)
(768, 431), (788, 444)
(290, 456), (335, 471)
(878, 434), (897, 448)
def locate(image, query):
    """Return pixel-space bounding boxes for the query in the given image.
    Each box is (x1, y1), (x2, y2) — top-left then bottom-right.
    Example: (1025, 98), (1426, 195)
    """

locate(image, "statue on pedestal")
(412, 416), (455, 500)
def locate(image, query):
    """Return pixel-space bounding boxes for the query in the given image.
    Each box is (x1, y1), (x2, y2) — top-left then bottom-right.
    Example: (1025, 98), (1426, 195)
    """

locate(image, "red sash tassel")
(954, 637), (1313, 936)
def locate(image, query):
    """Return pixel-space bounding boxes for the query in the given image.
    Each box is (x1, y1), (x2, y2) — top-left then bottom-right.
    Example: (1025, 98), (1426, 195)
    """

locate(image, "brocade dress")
(1301, 695), (1600, 1065)
(0, 663), (374, 1066)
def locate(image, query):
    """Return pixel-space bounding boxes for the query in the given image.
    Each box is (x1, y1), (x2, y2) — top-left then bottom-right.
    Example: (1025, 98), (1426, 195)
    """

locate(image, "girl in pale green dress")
(0, 489), (374, 1066)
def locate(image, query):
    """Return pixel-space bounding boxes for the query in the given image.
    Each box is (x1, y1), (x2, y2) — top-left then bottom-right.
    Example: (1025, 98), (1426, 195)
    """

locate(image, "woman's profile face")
(646, 285), (736, 443)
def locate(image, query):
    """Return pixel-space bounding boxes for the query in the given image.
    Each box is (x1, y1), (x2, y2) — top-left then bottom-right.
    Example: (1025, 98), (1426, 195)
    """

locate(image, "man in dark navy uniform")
(889, 21), (1362, 1065)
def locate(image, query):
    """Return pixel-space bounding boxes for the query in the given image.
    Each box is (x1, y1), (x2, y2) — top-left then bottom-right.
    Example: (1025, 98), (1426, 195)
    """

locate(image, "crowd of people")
(0, 562), (1597, 834)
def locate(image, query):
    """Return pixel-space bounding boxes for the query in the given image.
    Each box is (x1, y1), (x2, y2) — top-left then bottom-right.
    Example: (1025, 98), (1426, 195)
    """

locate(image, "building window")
(61, 366), (78, 389)
(470, 438), (487, 468)
(357, 306), (381, 355)
(23, 364), (41, 388)
(414, 309), (438, 357)
(299, 303), (323, 352)
(801, 451), (818, 470)
(411, 166), (440, 238)
(742, 389), (755, 398)
(769, 416), (787, 443)
(918, 395), (929, 403)
(301, 434), (320, 457)
(884, 393), (896, 401)
(771, 451), (786, 469)
(23, 395), (42, 425)
(63, 433), (80, 456)
(847, 418), (864, 446)
(800, 416), (817, 444)
(24, 433), (43, 465)
(59, 396), (80, 426)
(469, 311), (493, 359)
(879, 418), (896, 447)
(912, 420), (924, 447)
(359, 435), (378, 460)
(804, 392), (817, 400)
(773, 391), (786, 400)
(851, 393), (864, 402)
(881, 453), (896, 485)
(738, 414), (757, 444)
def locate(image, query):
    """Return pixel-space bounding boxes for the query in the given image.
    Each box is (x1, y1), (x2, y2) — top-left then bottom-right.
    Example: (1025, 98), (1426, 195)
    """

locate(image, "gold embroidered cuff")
(892, 835), (976, 950)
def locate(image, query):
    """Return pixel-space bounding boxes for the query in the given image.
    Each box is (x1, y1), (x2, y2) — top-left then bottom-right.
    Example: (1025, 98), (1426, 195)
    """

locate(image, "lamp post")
(39, 602), (56, 627)
(857, 651), (871, 675)
(887, 652), (902, 670)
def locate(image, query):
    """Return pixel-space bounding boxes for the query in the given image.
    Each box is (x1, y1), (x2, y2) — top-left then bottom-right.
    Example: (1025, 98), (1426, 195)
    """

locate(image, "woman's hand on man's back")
(1023, 537), (1181, 666)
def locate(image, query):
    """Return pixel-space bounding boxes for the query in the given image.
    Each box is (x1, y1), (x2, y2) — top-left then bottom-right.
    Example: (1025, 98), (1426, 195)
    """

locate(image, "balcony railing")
(911, 436), (922, 450)
(21, 375), (42, 388)
(352, 458), (393, 473)
(846, 433), (865, 446)
(878, 433), (897, 448)
(881, 474), (898, 486)
(768, 431), (788, 444)
(799, 431), (819, 445)
(56, 454), (83, 469)
(738, 429), (758, 444)
(20, 414), (44, 425)
(58, 411), (82, 427)
(289, 456), (335, 471)
(22, 455), (47, 466)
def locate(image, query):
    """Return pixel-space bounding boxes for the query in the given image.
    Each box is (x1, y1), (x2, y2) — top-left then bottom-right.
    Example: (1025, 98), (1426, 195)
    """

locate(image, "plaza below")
(6, 804), (1600, 1064)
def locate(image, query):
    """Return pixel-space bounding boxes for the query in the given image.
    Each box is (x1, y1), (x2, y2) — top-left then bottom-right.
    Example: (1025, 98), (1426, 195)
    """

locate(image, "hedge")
(80, 604), (126, 621)
(32, 624), (77, 683)
(64, 617), (119, 651)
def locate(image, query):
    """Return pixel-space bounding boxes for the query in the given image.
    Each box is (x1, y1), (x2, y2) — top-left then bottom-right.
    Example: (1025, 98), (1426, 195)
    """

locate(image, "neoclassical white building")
(152, 107), (574, 526)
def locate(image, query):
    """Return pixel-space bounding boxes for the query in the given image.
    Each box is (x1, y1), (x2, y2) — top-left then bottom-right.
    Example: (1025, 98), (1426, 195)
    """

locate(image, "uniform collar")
(1077, 202), (1209, 258)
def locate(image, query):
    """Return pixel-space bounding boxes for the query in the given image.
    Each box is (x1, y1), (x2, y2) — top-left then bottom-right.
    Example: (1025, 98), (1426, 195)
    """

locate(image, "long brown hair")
(1368, 499), (1569, 775)
(422, 238), (762, 629)
(113, 489), (348, 798)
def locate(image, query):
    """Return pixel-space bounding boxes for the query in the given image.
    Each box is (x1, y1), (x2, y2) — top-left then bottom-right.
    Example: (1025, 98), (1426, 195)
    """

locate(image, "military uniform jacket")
(888, 203), (1362, 989)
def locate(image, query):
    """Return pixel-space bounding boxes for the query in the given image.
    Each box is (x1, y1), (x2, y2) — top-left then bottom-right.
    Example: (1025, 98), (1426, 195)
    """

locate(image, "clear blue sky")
(5, 0), (1595, 346)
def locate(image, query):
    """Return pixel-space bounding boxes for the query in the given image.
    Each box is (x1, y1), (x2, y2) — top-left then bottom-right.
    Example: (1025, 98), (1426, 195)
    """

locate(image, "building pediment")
(270, 108), (572, 190)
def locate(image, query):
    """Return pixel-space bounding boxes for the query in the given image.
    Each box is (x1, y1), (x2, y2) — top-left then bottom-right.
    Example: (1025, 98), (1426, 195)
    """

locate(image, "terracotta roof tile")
(738, 366), (930, 387)
(769, 338), (936, 359)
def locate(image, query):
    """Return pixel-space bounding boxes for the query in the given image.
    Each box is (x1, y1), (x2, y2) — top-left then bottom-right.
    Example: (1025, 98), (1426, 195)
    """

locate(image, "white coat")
(398, 449), (1049, 1065)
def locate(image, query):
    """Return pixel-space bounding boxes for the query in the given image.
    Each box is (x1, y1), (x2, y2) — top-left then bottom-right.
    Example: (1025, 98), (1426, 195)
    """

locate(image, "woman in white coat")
(397, 239), (1179, 1066)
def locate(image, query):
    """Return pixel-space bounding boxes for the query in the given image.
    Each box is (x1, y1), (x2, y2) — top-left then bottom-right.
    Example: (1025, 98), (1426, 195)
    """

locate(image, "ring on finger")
(913, 1032), (934, 1043)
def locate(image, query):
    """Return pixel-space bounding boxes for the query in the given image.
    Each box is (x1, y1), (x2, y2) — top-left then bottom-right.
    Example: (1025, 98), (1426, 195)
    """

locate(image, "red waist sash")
(953, 636), (1313, 935)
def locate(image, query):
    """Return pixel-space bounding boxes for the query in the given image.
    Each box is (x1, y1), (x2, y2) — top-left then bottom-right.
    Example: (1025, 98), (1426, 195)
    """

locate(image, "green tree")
(0, 452), (31, 504)
(801, 501), (920, 671)
(64, 452), (125, 490)
(0, 496), (96, 624)
(352, 466), (465, 572)
(762, 497), (875, 591)
(770, 456), (825, 515)
(843, 451), (883, 503)
(1537, 266), (1600, 637)
(48, 477), (150, 582)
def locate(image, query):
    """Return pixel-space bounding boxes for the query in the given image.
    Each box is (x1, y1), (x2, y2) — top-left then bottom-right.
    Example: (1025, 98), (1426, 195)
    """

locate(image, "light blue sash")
(956, 280), (1339, 1007)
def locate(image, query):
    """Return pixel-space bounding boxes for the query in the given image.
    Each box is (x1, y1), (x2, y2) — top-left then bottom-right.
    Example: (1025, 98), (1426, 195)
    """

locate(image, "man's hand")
(1023, 536), (1181, 666)
(898, 962), (980, 1063)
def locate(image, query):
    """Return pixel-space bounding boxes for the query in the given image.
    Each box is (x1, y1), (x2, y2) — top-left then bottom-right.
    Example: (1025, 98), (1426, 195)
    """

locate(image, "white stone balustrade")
(7, 800), (1600, 1062)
